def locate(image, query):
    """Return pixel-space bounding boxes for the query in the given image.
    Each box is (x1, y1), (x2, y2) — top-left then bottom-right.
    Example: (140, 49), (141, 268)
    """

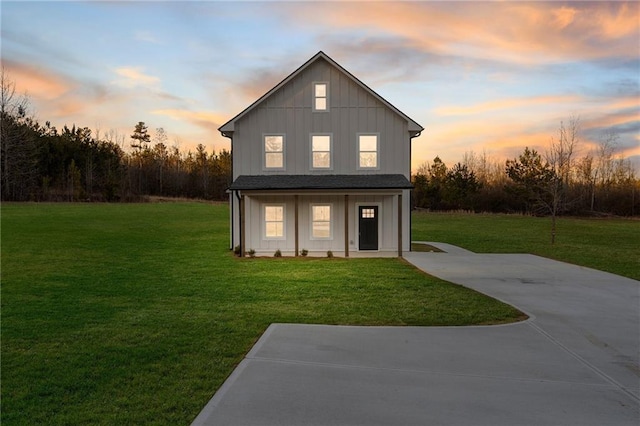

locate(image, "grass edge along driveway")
(5, 203), (636, 424)
(412, 211), (639, 281)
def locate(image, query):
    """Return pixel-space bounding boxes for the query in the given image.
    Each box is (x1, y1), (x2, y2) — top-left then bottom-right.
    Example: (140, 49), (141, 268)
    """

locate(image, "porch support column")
(397, 193), (403, 257)
(240, 194), (246, 257)
(294, 195), (299, 256)
(344, 194), (349, 257)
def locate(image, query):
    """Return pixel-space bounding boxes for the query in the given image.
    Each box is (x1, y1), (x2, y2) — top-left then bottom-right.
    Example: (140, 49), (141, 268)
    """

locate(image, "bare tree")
(544, 117), (580, 243)
(575, 153), (596, 210)
(463, 149), (496, 184)
(595, 131), (618, 187)
(1, 66), (37, 200)
(153, 127), (168, 194)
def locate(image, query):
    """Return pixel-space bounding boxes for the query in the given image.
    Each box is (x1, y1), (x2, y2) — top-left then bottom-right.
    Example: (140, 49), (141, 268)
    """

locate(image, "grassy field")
(413, 211), (640, 280)
(1, 203), (524, 425)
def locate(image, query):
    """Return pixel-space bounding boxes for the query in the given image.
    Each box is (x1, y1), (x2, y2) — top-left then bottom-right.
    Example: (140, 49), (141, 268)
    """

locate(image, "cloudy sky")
(2, 1), (638, 171)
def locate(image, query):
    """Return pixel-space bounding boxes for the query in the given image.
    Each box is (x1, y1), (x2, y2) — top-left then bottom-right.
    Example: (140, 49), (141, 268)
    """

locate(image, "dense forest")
(1, 71), (638, 216)
(1, 72), (231, 202)
(411, 121), (639, 217)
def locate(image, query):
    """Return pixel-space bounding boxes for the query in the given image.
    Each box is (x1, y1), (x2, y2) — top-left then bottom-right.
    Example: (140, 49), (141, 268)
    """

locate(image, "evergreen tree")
(130, 121), (151, 150)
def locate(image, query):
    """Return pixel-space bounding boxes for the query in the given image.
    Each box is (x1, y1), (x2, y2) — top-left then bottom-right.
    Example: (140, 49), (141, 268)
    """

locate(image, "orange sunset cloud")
(3, 59), (71, 101)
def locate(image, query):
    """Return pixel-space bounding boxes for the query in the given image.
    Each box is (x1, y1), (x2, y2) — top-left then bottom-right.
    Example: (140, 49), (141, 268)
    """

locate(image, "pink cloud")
(2, 59), (71, 100)
(112, 67), (160, 89)
(283, 2), (638, 64)
(151, 108), (228, 132)
(433, 95), (584, 117)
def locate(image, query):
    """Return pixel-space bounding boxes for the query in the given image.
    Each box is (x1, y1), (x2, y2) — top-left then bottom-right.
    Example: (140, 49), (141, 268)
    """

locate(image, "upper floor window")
(311, 204), (332, 239)
(311, 134), (332, 169)
(264, 135), (284, 169)
(358, 134), (378, 169)
(264, 205), (285, 239)
(313, 82), (328, 111)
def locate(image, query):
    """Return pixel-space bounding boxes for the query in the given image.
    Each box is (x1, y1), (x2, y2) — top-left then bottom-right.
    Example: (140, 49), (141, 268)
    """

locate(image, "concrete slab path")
(192, 244), (639, 426)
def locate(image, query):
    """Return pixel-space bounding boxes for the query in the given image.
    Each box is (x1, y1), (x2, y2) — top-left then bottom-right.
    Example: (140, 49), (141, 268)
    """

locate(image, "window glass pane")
(312, 205), (331, 238)
(315, 98), (326, 110)
(315, 83), (326, 97)
(359, 135), (377, 152)
(312, 135), (330, 151)
(313, 205), (330, 221)
(265, 136), (283, 152)
(359, 152), (377, 168)
(265, 206), (284, 238)
(265, 152), (283, 168)
(265, 222), (283, 237)
(362, 208), (375, 218)
(312, 152), (330, 168)
(312, 222), (330, 238)
(265, 206), (282, 221)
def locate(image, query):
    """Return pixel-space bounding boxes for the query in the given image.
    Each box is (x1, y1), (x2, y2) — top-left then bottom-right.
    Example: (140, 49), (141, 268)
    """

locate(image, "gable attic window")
(313, 82), (328, 111)
(311, 134), (332, 169)
(358, 134), (379, 169)
(264, 135), (285, 169)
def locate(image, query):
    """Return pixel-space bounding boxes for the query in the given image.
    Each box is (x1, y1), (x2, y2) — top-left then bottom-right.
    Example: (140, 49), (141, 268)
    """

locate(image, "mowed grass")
(412, 211), (640, 280)
(1, 203), (523, 425)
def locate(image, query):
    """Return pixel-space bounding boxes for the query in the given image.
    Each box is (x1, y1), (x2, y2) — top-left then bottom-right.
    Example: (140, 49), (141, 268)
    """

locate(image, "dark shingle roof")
(229, 174), (413, 191)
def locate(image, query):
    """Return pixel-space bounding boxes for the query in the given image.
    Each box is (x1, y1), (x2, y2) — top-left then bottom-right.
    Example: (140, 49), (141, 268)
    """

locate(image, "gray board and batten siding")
(222, 52), (422, 178)
(220, 52), (423, 256)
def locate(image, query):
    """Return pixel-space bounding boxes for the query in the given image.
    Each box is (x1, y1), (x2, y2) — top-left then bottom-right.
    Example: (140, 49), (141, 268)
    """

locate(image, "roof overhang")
(229, 174), (413, 191)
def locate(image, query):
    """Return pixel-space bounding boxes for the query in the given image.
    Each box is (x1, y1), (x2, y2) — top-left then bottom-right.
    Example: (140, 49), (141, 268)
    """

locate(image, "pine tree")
(130, 121), (150, 150)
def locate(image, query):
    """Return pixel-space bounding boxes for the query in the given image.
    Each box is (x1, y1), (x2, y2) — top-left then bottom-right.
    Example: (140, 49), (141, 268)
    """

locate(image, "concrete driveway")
(192, 243), (639, 426)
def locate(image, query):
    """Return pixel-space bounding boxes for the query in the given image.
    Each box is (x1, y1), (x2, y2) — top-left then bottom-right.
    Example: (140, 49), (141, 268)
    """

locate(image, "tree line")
(2, 71), (637, 216)
(412, 118), (639, 218)
(1, 71), (231, 202)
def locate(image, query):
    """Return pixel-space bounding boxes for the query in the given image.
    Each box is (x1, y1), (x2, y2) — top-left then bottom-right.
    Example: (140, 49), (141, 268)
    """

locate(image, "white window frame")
(310, 133), (333, 170)
(263, 134), (285, 170)
(310, 203), (333, 240)
(357, 133), (379, 170)
(263, 204), (286, 240)
(313, 82), (329, 112)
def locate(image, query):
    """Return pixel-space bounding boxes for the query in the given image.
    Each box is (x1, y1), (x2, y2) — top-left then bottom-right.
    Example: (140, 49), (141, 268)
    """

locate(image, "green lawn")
(412, 211), (640, 280)
(1, 203), (524, 425)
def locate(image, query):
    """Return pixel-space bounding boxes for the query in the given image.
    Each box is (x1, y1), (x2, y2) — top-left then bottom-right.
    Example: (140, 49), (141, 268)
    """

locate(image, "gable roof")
(229, 174), (413, 191)
(219, 51), (423, 137)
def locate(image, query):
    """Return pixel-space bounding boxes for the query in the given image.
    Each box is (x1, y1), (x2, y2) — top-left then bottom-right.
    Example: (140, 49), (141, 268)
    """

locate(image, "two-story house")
(220, 51), (423, 257)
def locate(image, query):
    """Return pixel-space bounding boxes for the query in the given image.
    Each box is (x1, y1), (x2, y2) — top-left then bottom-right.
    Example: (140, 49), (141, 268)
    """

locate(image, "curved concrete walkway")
(192, 244), (639, 426)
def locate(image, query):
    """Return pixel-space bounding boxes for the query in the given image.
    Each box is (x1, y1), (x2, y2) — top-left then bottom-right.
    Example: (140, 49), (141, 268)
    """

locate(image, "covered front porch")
(229, 174), (413, 258)
(233, 190), (409, 258)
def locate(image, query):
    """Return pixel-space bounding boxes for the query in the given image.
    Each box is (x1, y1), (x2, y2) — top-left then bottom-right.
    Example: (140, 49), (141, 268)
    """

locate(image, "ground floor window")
(311, 204), (332, 239)
(264, 205), (284, 238)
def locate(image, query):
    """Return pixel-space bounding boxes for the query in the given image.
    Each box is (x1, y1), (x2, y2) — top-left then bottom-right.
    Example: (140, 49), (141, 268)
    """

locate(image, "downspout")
(227, 189), (234, 250)
(235, 189), (243, 256)
(409, 130), (422, 252)
(222, 131), (236, 253)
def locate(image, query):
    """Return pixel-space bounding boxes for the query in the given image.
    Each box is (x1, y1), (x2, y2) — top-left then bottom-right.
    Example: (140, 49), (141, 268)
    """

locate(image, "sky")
(1, 0), (639, 172)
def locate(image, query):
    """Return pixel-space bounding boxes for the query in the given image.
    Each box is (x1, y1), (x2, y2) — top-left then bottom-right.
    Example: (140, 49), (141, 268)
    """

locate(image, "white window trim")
(309, 133), (333, 170)
(312, 82), (329, 112)
(310, 203), (333, 240)
(357, 133), (380, 170)
(263, 134), (286, 171)
(263, 204), (286, 240)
